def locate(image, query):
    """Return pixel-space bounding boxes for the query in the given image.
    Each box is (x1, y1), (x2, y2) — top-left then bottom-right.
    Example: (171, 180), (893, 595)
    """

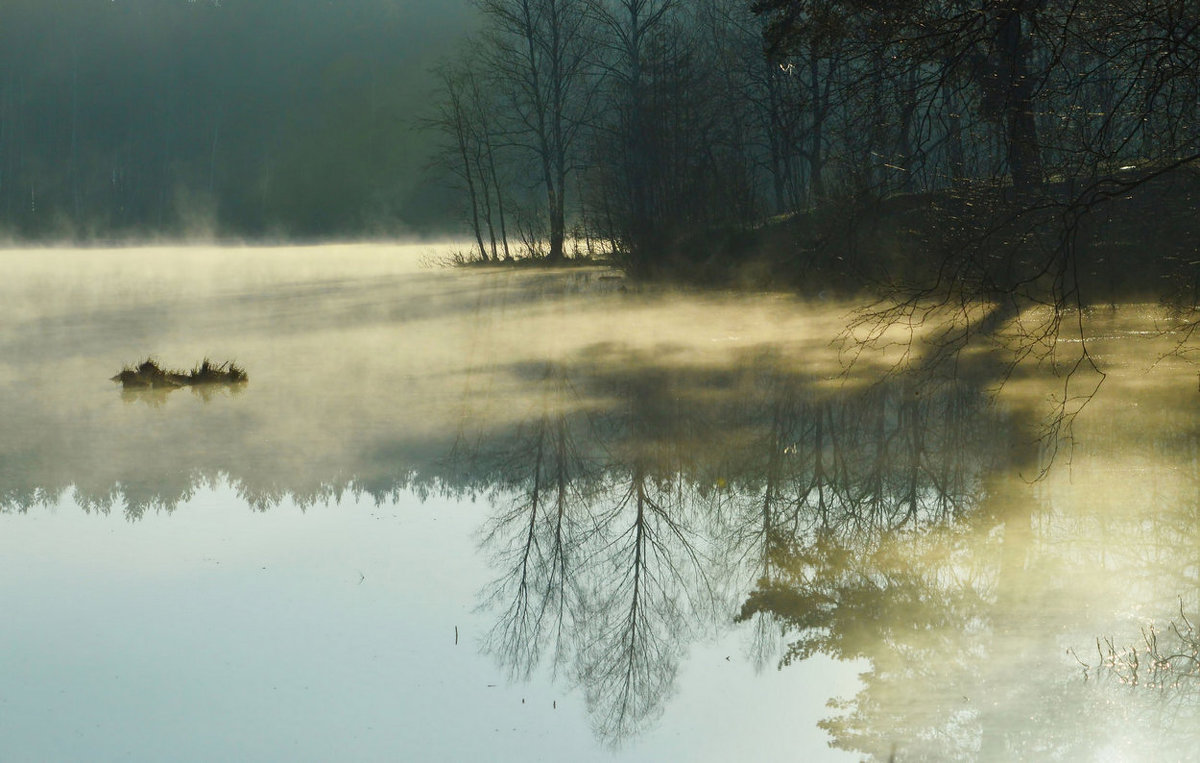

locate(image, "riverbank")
(628, 163), (1200, 306)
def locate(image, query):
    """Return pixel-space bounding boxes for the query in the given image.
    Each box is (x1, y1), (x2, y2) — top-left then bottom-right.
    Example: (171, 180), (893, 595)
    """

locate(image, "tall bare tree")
(479, 0), (597, 261)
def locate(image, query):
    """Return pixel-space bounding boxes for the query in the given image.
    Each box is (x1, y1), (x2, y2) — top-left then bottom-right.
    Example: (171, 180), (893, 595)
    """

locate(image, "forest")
(4, 0), (1200, 305)
(432, 0), (1200, 305)
(0, 0), (471, 239)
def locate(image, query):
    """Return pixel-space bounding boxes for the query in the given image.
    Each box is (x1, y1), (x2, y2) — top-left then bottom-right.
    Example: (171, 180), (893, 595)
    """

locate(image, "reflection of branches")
(577, 369), (720, 743)
(1088, 604), (1200, 693)
(727, 368), (1014, 759)
(472, 358), (725, 744)
(580, 468), (691, 742)
(725, 355), (1200, 759)
(726, 370), (997, 579)
(738, 528), (995, 761)
(478, 363), (598, 678)
(0, 486), (67, 514)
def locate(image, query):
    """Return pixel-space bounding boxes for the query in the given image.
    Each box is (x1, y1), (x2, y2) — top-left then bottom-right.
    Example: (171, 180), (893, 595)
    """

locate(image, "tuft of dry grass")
(111, 358), (248, 389)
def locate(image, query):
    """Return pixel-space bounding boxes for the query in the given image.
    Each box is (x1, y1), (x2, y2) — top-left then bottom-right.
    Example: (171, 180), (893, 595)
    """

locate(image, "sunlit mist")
(3, 245), (1200, 760)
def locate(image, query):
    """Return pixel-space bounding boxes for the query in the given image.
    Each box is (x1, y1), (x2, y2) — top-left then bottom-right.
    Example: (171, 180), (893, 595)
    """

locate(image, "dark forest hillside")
(0, 0), (473, 240)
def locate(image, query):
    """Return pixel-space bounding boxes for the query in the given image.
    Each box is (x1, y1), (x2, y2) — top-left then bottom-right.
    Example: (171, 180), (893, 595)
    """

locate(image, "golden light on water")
(3, 245), (1200, 759)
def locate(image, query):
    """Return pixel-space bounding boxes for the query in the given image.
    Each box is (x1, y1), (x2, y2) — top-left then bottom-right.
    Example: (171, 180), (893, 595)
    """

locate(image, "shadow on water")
(4, 256), (1200, 757)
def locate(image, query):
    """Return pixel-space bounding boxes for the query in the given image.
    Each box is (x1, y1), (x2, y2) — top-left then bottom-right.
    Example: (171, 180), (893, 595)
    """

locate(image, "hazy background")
(0, 0), (477, 242)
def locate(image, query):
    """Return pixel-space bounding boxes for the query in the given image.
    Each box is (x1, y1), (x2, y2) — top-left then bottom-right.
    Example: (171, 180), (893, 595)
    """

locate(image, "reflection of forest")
(731, 362), (1200, 760)
(450, 344), (1200, 755)
(6, 333), (1200, 755)
(451, 349), (1013, 745)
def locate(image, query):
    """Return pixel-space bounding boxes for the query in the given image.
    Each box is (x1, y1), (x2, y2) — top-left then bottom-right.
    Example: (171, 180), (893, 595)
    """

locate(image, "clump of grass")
(110, 359), (182, 389)
(111, 358), (248, 389)
(188, 357), (248, 385)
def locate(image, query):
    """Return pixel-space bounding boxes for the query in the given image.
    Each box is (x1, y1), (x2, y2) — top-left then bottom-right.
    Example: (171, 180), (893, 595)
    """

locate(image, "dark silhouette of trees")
(586, 0), (680, 272)
(421, 0), (1200, 337)
(429, 61), (511, 263)
(477, 0), (597, 262)
(0, 0), (472, 240)
(6, 0), (1200, 268)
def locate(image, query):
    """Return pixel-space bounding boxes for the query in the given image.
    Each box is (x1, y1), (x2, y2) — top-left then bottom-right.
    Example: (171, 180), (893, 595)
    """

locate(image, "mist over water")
(3, 245), (1200, 760)
(0, 243), (868, 512)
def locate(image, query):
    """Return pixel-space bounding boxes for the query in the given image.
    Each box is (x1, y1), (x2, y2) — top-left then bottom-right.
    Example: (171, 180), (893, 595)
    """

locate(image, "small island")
(111, 359), (248, 390)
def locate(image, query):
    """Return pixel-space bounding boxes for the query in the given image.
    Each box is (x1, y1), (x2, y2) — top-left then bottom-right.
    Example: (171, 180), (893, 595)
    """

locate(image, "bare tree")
(478, 0), (597, 262)
(429, 63), (492, 262)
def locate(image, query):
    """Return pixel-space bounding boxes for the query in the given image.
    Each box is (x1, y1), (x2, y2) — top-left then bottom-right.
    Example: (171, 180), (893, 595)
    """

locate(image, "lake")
(2, 244), (1198, 760)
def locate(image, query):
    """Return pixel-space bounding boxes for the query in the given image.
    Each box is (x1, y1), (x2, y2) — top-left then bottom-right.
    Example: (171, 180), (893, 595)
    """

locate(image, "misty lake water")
(3, 244), (1200, 760)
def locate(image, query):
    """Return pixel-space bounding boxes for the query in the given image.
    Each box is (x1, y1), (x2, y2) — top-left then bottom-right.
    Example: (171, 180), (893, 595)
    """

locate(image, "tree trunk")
(944, 69), (966, 184)
(453, 92), (488, 262)
(808, 53), (825, 200)
(996, 5), (1043, 192)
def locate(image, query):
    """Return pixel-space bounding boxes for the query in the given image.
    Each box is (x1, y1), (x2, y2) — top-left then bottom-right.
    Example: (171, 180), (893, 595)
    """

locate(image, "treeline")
(433, 0), (1200, 278)
(7, 1), (1198, 256)
(0, 0), (469, 241)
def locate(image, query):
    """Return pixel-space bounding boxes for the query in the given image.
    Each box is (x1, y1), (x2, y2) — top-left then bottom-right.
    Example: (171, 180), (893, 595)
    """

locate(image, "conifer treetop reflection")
(6, 263), (1200, 754)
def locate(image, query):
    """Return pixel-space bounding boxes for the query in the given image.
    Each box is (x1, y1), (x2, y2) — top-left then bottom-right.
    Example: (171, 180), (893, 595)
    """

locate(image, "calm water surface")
(2, 245), (1198, 760)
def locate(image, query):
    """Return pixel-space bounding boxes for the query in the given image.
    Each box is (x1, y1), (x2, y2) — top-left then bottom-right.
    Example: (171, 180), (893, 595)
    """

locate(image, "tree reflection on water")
(450, 341), (1200, 757)
(459, 357), (726, 740)
(6, 328), (1200, 756)
(446, 345), (1015, 748)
